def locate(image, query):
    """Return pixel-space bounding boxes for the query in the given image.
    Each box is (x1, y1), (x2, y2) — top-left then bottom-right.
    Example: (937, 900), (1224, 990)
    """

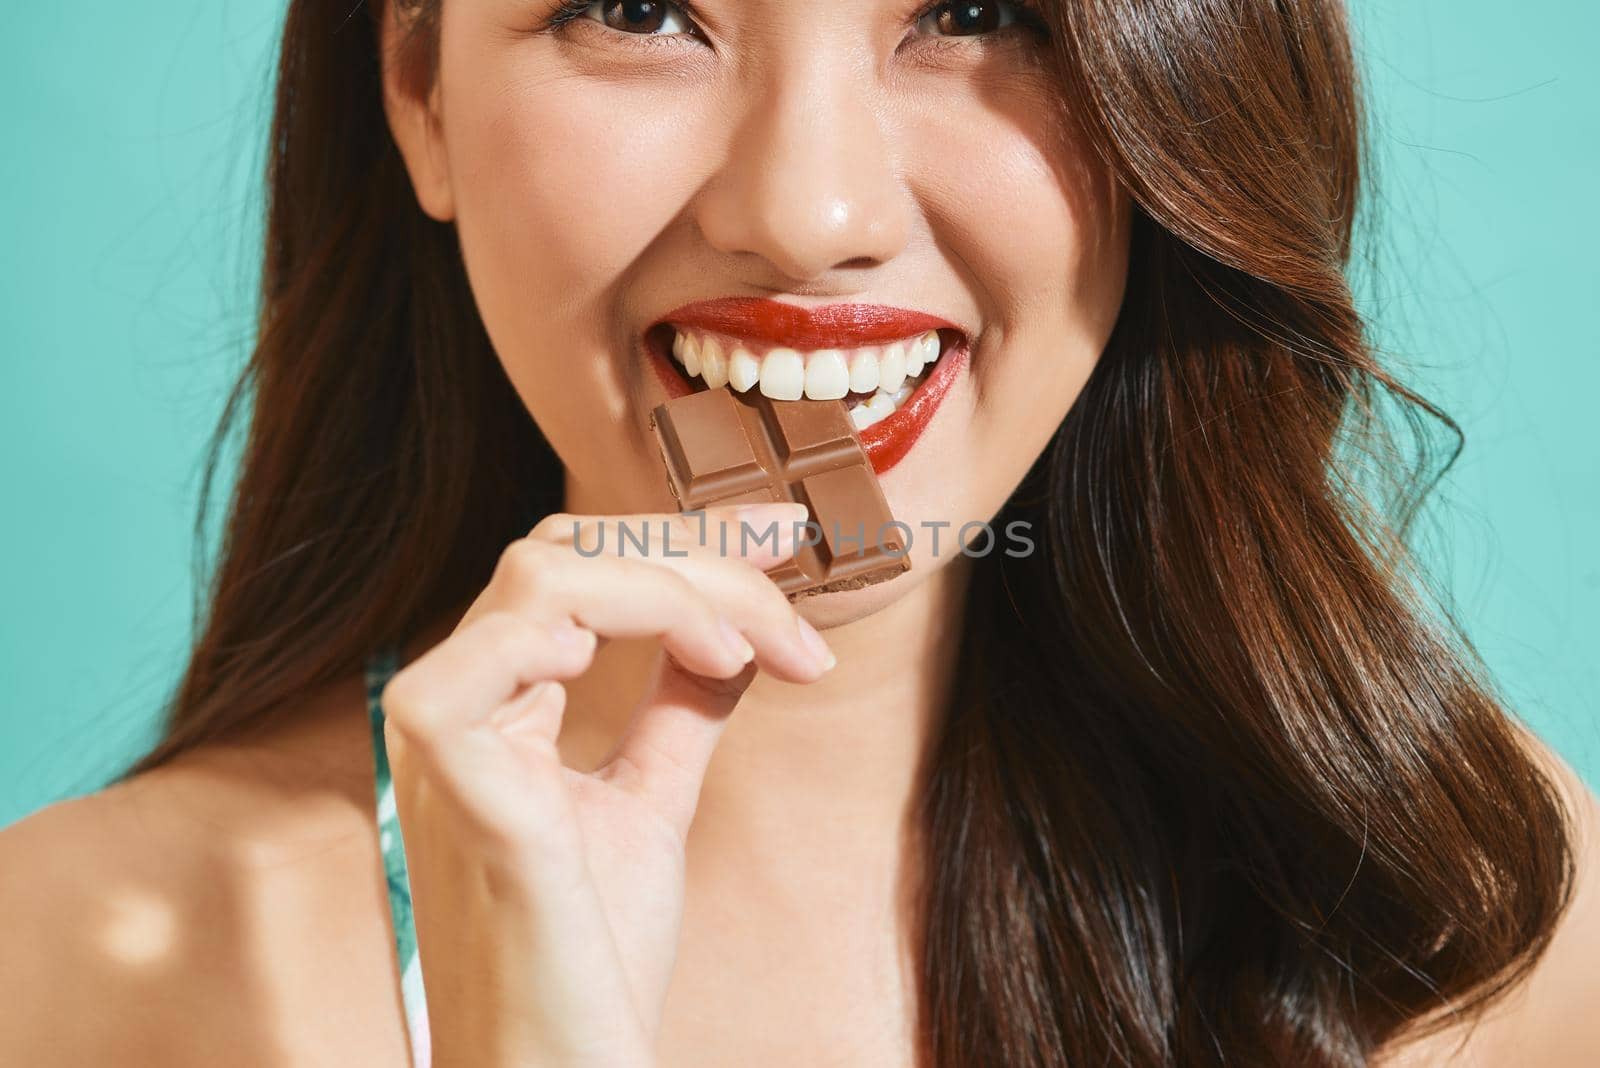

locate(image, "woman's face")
(385, 0), (1130, 623)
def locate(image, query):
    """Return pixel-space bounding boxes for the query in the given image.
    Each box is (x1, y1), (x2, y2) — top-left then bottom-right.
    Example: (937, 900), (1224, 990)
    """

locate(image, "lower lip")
(646, 331), (968, 475)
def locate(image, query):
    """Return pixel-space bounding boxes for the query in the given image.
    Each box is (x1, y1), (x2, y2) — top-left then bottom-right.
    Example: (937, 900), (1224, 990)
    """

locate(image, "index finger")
(530, 502), (810, 567)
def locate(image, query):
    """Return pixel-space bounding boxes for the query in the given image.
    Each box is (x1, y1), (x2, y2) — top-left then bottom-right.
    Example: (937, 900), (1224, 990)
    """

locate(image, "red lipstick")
(657, 297), (959, 349)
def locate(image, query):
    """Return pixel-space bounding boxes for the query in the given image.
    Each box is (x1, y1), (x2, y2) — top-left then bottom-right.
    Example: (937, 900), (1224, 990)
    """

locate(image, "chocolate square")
(649, 389), (911, 599)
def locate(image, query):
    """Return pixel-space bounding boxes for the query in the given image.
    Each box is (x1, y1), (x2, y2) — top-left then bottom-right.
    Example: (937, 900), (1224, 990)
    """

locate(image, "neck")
(697, 555), (969, 863)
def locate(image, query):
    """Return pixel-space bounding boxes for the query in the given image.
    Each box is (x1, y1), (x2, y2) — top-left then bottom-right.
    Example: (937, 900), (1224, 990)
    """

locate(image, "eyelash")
(911, 0), (1050, 39)
(544, 0), (1051, 47)
(545, 0), (697, 40)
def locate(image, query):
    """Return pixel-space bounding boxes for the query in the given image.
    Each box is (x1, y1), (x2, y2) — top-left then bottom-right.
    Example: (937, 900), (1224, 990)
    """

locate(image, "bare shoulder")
(1374, 725), (1600, 1067)
(0, 766), (236, 1063)
(0, 670), (401, 1067)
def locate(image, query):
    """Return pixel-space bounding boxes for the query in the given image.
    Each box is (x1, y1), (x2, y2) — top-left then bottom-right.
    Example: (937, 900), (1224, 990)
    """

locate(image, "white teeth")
(668, 327), (949, 409)
(854, 391), (897, 430)
(728, 347), (760, 392)
(673, 331), (701, 378)
(759, 348), (805, 400)
(847, 348), (880, 394)
(905, 330), (938, 377)
(848, 382), (918, 431)
(700, 335), (728, 389)
(877, 343), (907, 394)
(804, 350), (850, 400)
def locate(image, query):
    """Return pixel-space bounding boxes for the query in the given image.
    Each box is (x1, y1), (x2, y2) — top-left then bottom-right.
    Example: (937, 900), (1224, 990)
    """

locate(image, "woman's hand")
(378, 502), (831, 1068)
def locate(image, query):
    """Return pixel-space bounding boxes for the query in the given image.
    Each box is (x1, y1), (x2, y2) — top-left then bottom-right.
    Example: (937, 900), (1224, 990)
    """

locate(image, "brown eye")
(592, 0), (692, 36)
(916, 1), (1029, 37)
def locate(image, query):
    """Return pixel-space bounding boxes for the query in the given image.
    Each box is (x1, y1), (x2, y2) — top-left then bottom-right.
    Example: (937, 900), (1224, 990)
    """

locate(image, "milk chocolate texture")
(650, 387), (912, 598)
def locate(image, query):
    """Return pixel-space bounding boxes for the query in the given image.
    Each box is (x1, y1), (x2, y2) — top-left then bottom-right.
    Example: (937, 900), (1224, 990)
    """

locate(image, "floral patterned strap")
(366, 645), (433, 1068)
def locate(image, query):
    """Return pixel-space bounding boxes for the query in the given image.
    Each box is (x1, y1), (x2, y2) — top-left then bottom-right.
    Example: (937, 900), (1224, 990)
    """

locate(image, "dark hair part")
(123, 1), (1575, 1065)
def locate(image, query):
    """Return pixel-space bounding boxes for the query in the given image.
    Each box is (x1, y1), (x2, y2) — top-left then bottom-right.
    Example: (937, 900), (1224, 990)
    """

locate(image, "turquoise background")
(1, 2), (1595, 826)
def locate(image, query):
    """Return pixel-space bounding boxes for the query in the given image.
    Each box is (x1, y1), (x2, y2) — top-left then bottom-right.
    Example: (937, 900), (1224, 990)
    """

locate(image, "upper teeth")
(669, 328), (942, 411)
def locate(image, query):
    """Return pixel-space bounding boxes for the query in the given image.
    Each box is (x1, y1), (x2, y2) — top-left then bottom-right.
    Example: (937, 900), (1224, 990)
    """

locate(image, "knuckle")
(529, 511), (578, 541)
(473, 608), (538, 654)
(666, 512), (709, 552)
(657, 561), (698, 599)
(470, 611), (548, 674)
(659, 569), (718, 626)
(379, 671), (417, 726)
(573, 518), (610, 558)
(497, 537), (560, 593)
(380, 671), (441, 745)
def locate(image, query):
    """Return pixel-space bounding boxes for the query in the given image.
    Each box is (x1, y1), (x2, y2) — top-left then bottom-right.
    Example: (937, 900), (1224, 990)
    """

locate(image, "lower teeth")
(844, 373), (925, 430)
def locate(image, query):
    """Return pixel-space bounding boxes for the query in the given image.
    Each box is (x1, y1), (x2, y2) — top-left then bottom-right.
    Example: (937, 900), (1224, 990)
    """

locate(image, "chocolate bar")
(649, 388), (911, 599)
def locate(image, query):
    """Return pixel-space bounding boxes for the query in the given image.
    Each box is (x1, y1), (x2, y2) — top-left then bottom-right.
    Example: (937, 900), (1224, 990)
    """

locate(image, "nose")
(692, 55), (911, 283)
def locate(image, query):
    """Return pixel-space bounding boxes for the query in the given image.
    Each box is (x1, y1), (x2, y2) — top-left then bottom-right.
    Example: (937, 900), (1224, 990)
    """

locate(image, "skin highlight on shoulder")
(0, 669), (401, 1067)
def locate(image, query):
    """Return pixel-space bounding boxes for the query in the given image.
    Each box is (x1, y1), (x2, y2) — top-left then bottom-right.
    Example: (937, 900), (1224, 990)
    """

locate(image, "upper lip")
(654, 297), (962, 350)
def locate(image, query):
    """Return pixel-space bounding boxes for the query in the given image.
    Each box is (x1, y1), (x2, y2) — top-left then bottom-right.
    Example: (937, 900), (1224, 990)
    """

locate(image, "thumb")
(597, 650), (758, 838)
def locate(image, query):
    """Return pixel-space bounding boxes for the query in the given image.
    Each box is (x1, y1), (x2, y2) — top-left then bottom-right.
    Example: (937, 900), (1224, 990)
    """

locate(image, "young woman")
(3, 0), (1595, 1064)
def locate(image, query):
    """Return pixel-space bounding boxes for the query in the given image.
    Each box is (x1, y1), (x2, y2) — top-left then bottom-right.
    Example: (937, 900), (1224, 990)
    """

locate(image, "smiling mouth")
(646, 322), (962, 432)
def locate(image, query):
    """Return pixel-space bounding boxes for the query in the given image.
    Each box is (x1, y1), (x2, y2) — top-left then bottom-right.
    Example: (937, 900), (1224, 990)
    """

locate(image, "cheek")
(439, 60), (702, 488)
(902, 65), (1115, 314)
(453, 77), (687, 296)
(902, 75), (1129, 483)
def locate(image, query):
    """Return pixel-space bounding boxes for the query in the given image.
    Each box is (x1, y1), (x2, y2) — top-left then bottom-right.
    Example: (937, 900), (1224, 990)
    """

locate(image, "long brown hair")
(121, 1), (1575, 1064)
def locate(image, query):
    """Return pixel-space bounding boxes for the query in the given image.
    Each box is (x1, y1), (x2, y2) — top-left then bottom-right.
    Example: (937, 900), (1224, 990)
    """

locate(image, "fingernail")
(549, 620), (595, 652)
(794, 615), (836, 673)
(731, 501), (809, 525)
(730, 502), (809, 557)
(718, 616), (755, 666)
